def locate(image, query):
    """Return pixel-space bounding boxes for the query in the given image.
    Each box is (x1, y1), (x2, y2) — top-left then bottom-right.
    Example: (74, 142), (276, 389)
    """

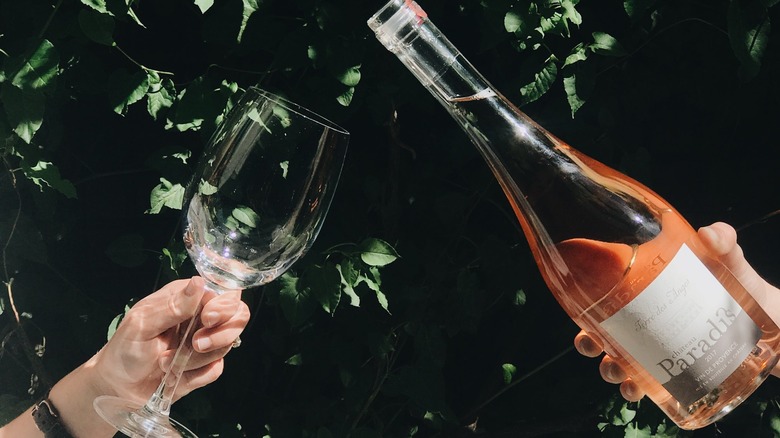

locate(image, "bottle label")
(600, 244), (761, 406)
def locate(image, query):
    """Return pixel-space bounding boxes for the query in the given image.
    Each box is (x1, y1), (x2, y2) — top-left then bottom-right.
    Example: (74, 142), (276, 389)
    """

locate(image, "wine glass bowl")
(94, 87), (348, 437)
(182, 88), (349, 293)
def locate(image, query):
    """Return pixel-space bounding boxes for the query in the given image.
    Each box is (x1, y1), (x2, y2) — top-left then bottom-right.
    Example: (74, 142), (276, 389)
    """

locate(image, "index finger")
(122, 277), (206, 341)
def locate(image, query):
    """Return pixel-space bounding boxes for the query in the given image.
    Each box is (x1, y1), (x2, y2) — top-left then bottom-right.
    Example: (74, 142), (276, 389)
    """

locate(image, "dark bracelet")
(32, 396), (73, 438)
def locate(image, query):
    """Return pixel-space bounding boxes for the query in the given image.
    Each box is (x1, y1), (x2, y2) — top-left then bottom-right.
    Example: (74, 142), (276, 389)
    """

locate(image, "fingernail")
(204, 311), (219, 328)
(197, 337), (212, 351)
(621, 381), (642, 402)
(699, 226), (717, 242)
(184, 281), (198, 297)
(604, 363), (625, 382)
(160, 356), (172, 371)
(574, 336), (601, 357)
(603, 365), (617, 381)
(575, 336), (595, 356)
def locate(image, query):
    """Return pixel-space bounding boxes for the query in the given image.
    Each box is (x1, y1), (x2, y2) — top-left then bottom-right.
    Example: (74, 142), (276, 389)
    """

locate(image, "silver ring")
(231, 337), (242, 348)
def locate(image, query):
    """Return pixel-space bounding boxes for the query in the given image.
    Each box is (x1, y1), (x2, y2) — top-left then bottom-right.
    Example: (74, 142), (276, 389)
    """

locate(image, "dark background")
(1, 0), (779, 436)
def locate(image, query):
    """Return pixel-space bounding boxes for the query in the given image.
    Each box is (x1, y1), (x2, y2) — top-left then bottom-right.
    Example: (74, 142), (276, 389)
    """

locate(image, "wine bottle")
(368, 0), (780, 429)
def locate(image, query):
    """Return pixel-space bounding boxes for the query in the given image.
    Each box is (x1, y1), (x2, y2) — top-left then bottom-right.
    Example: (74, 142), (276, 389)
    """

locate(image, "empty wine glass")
(93, 87), (349, 437)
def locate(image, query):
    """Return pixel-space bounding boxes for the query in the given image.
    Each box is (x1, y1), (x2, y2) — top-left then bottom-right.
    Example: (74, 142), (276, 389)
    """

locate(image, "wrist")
(31, 397), (71, 438)
(48, 354), (118, 438)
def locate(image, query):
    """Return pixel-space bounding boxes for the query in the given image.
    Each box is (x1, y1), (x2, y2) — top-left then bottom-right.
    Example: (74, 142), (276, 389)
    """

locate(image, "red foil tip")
(405, 0), (427, 20)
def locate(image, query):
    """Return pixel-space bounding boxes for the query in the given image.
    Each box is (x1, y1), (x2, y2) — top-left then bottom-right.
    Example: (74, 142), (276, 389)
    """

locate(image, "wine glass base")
(93, 395), (198, 438)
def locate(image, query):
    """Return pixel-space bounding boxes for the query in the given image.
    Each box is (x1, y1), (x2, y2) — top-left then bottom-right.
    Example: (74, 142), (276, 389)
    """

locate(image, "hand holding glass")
(93, 87), (349, 437)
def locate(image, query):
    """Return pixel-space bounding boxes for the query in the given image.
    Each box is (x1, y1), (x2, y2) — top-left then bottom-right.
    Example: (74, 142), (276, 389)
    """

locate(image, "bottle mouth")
(367, 0), (428, 52)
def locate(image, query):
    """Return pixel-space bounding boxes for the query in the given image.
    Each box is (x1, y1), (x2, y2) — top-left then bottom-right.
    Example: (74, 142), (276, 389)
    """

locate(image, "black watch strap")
(32, 397), (72, 438)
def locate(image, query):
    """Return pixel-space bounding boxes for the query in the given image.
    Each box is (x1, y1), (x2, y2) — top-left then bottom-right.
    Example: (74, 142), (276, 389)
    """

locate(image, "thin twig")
(5, 279), (20, 323)
(0, 157), (52, 390)
(736, 209), (780, 232)
(1, 157), (22, 285)
(114, 45), (176, 76)
(37, 0), (64, 39)
(461, 345), (575, 423)
(350, 329), (406, 433)
(597, 17), (728, 77)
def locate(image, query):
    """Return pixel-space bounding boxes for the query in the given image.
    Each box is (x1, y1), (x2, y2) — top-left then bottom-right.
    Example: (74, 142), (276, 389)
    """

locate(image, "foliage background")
(2, 0), (780, 436)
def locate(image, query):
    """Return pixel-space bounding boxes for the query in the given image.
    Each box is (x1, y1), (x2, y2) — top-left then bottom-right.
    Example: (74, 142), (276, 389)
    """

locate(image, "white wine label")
(600, 244), (761, 406)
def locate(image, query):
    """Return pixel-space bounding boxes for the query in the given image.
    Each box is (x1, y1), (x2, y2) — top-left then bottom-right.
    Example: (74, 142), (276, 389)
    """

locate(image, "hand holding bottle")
(574, 222), (780, 401)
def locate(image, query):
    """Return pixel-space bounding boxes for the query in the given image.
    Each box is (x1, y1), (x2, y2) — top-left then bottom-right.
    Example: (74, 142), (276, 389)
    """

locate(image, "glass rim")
(246, 86), (350, 136)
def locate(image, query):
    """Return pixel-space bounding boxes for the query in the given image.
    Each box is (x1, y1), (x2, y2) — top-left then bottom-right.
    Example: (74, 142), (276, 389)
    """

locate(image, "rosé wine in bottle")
(368, 0), (780, 429)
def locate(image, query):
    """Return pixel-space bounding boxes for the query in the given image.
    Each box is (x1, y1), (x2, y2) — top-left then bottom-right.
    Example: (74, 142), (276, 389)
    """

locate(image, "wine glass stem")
(143, 281), (226, 417)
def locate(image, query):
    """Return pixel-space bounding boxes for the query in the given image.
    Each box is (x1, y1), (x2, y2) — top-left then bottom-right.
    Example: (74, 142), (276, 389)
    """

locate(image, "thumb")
(697, 222), (738, 257)
(133, 277), (206, 341)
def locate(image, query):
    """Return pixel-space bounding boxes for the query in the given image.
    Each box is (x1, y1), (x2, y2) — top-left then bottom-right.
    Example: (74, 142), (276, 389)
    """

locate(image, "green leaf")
(108, 69), (150, 115)
(560, 0), (582, 27)
(504, 11), (523, 33)
(519, 57), (558, 105)
(623, 0), (656, 19)
(608, 401), (637, 426)
(81, 0), (111, 14)
(166, 77), (236, 132)
(374, 287), (389, 313)
(146, 178), (185, 214)
(278, 273), (317, 327)
(728, 0), (771, 82)
(563, 65), (594, 118)
(194, 0), (215, 13)
(539, 13), (566, 37)
(358, 238), (399, 267)
(513, 289), (527, 306)
(168, 97), (204, 130)
(359, 267), (390, 313)
(247, 108), (272, 133)
(307, 263), (342, 315)
(20, 160), (77, 199)
(1, 83), (45, 143)
(238, 0), (260, 43)
(623, 422), (656, 437)
(231, 205), (260, 228)
(336, 261), (360, 307)
(589, 32), (627, 56)
(126, 6), (145, 28)
(501, 363), (517, 385)
(80, 0), (144, 25)
(563, 42), (589, 67)
(106, 305), (131, 341)
(285, 353), (303, 365)
(9, 39), (59, 93)
(78, 9), (115, 46)
(163, 149), (191, 164)
(336, 65), (362, 87)
(162, 247), (188, 274)
(336, 87), (355, 107)
(146, 76), (175, 120)
(198, 179), (218, 195)
(564, 75), (584, 116)
(272, 105), (292, 128)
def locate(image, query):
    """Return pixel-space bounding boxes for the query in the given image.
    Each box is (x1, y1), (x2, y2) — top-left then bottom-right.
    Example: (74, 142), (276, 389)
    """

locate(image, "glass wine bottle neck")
(368, 0), (493, 105)
(368, 0), (662, 247)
